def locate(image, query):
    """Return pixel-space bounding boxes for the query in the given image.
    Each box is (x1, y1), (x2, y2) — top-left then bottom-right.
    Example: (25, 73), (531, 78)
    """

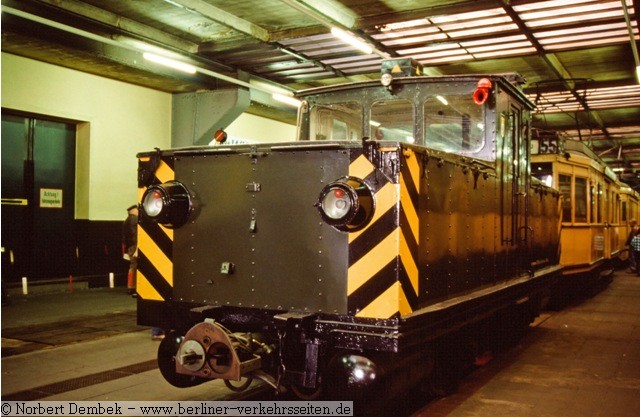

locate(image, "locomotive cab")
(136, 59), (562, 402)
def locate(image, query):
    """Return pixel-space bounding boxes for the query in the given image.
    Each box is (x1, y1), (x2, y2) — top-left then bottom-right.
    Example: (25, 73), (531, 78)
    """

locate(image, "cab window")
(370, 99), (415, 143)
(309, 102), (361, 141)
(424, 93), (485, 157)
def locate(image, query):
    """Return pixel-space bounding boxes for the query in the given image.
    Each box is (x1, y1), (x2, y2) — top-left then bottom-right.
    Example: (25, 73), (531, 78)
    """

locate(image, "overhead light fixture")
(636, 65), (640, 84)
(272, 93), (302, 107)
(331, 27), (373, 54)
(143, 52), (197, 74)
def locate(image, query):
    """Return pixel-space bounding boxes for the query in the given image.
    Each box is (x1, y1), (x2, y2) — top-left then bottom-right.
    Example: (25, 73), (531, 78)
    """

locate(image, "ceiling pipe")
(621, 0), (640, 82)
(1, 5), (295, 96)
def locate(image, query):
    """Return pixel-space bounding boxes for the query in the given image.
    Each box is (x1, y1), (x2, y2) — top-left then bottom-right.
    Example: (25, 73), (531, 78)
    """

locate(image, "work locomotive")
(135, 59), (563, 405)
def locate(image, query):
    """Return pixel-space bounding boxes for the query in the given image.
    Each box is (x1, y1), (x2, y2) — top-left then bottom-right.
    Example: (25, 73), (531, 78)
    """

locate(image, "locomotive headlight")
(317, 177), (374, 232)
(321, 186), (353, 220)
(141, 181), (192, 228)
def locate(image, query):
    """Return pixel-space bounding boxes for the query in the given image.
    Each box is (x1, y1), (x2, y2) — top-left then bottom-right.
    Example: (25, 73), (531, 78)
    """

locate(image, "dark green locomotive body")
(136, 66), (562, 398)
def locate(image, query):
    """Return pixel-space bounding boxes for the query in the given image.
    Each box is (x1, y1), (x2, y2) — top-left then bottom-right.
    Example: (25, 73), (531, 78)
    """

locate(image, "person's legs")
(127, 247), (137, 296)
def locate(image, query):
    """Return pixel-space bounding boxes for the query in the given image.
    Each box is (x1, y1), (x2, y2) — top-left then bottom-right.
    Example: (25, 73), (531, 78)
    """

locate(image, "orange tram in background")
(531, 131), (639, 298)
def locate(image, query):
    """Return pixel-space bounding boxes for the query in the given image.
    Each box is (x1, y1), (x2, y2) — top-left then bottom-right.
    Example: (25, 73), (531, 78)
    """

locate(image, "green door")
(1, 113), (76, 282)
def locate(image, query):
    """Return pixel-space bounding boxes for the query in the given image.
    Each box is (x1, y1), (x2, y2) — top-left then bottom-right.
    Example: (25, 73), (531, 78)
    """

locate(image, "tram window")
(622, 201), (627, 222)
(559, 175), (572, 222)
(309, 102), (361, 141)
(424, 94), (485, 158)
(370, 99), (414, 143)
(532, 162), (553, 187)
(575, 177), (588, 223)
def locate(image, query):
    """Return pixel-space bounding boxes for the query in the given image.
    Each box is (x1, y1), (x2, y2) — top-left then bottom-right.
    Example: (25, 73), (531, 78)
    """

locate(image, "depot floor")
(1, 271), (640, 416)
(413, 271), (640, 417)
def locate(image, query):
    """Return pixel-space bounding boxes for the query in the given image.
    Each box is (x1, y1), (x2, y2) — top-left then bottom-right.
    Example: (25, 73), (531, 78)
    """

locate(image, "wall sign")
(40, 188), (63, 208)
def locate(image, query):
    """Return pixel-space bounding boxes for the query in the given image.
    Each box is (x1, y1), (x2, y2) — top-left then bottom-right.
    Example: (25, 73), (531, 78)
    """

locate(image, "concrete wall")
(1, 53), (296, 221)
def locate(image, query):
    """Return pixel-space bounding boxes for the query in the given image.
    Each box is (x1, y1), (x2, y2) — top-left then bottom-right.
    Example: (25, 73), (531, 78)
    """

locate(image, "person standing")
(122, 204), (165, 340)
(631, 228), (640, 276)
(626, 218), (639, 272)
(122, 205), (139, 296)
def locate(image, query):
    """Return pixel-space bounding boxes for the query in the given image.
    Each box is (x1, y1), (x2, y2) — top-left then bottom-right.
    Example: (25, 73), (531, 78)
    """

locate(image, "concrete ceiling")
(2, 0), (640, 187)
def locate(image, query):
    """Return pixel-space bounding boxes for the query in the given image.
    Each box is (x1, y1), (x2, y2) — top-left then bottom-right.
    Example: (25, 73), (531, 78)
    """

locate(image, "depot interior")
(1, 0), (639, 284)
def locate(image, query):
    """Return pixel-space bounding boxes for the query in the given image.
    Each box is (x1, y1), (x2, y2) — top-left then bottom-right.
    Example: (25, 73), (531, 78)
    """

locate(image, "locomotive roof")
(297, 74), (535, 110)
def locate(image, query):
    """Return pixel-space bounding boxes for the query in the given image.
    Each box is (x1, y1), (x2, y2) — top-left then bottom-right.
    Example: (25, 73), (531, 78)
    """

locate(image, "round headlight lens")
(317, 178), (374, 232)
(321, 187), (353, 220)
(141, 181), (192, 228)
(143, 190), (165, 218)
(381, 73), (393, 87)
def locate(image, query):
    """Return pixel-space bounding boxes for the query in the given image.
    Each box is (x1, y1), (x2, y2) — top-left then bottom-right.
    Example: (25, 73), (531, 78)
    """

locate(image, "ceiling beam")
(290, 0), (357, 29)
(497, 0), (620, 155)
(279, 0), (391, 60)
(164, 0), (270, 42)
(523, 78), (639, 94)
(356, 0), (496, 29)
(31, 0), (199, 53)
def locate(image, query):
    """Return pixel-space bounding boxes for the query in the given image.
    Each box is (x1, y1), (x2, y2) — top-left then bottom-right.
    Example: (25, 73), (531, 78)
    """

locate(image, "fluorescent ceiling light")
(524, 11), (622, 28)
(430, 8), (505, 24)
(331, 27), (373, 54)
(520, 3), (620, 21)
(513, 0), (592, 12)
(439, 16), (512, 31)
(272, 93), (302, 107)
(637, 65), (640, 83)
(467, 41), (532, 53)
(379, 18), (429, 32)
(369, 120), (381, 127)
(143, 52), (196, 74)
(473, 47), (537, 58)
(436, 95), (449, 105)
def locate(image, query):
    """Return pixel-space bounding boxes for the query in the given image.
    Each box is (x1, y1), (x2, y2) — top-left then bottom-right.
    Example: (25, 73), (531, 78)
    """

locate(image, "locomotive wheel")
(224, 377), (253, 392)
(157, 331), (206, 388)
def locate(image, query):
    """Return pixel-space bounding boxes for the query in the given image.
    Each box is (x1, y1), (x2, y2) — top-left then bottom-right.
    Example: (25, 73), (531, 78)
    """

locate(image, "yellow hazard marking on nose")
(159, 224), (173, 241)
(349, 154), (375, 179)
(155, 160), (174, 184)
(403, 149), (421, 194)
(137, 271), (164, 301)
(349, 182), (398, 243)
(400, 177), (419, 242)
(138, 227), (173, 287)
(356, 281), (412, 318)
(348, 231), (398, 295)
(400, 232), (419, 294)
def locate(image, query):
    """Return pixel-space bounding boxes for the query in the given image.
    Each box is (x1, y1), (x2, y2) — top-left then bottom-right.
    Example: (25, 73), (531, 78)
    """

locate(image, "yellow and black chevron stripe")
(136, 155), (175, 301)
(347, 147), (421, 319)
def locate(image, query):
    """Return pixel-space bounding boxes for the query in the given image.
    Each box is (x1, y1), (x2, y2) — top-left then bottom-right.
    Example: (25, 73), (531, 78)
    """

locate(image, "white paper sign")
(40, 188), (63, 208)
